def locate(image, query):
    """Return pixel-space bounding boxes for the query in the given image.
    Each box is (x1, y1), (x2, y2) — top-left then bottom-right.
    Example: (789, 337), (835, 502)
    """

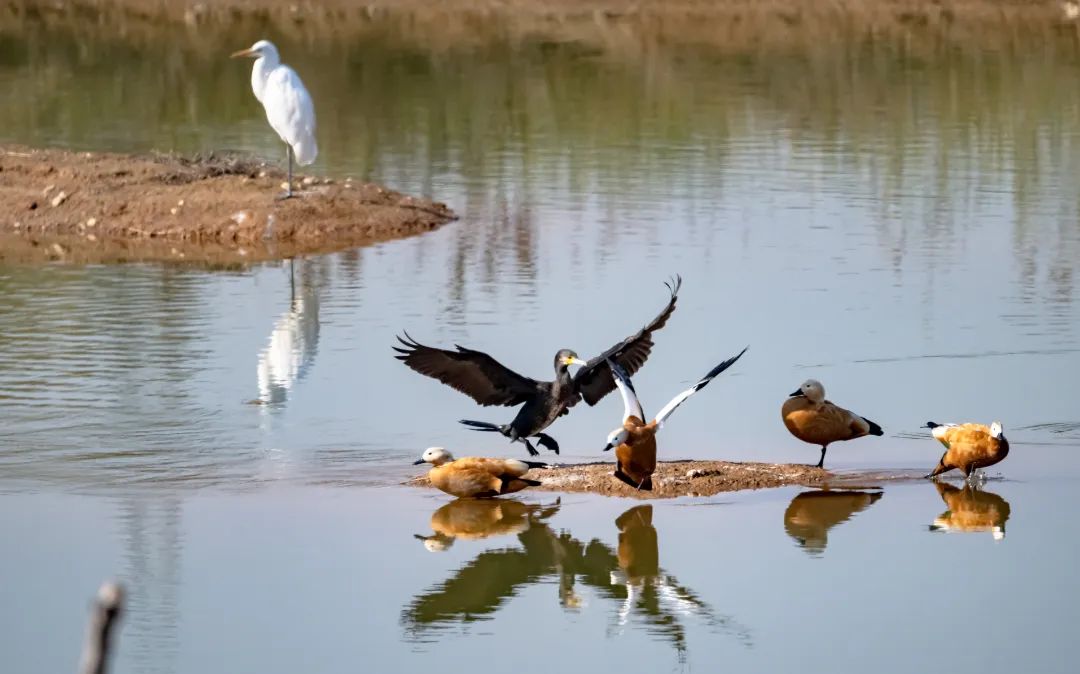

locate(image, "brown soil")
(409, 459), (835, 499)
(0, 145), (455, 265)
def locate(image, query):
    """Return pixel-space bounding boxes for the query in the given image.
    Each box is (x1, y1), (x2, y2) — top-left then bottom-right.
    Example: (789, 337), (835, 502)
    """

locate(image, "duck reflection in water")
(929, 482), (1011, 540)
(605, 505), (751, 654)
(783, 489), (883, 555)
(403, 503), (750, 655)
(255, 258), (321, 408)
(414, 498), (561, 552)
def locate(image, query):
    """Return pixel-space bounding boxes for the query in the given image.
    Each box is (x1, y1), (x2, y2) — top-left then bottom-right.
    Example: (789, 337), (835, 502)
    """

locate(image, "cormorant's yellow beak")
(564, 356), (587, 366)
(230, 48), (257, 59)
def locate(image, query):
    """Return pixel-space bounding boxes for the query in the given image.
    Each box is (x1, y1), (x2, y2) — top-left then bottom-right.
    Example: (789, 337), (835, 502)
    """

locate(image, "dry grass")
(5, 0), (1080, 57)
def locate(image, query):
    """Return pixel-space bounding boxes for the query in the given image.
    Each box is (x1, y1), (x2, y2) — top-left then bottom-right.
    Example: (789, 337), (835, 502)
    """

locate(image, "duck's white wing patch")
(608, 359), (644, 422)
(654, 387), (698, 427)
(931, 424), (957, 442)
(502, 459), (530, 477)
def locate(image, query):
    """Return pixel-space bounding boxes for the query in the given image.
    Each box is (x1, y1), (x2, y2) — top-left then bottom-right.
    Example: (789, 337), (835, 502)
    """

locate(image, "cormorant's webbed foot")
(534, 433), (560, 454)
(521, 437), (540, 457)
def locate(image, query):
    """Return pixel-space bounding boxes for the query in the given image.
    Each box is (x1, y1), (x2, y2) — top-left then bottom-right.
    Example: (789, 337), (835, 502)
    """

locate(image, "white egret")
(231, 39), (317, 199)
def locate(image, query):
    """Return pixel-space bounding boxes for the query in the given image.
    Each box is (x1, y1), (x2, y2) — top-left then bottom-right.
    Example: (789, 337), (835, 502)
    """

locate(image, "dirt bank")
(0, 146), (455, 265)
(409, 460), (834, 499)
(5, 1), (1077, 57)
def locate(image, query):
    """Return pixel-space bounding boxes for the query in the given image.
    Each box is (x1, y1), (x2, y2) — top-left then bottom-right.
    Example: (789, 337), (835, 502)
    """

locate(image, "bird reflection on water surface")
(783, 489), (884, 555)
(929, 482), (1011, 540)
(414, 498), (561, 552)
(403, 502), (750, 656)
(255, 258), (321, 409)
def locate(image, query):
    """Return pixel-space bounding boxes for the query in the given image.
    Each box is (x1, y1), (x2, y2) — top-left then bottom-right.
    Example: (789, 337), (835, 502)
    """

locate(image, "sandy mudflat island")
(409, 460), (837, 499)
(0, 146), (456, 264)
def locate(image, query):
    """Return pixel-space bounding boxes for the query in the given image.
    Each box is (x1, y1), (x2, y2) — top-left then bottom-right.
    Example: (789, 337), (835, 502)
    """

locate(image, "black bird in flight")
(394, 276), (683, 456)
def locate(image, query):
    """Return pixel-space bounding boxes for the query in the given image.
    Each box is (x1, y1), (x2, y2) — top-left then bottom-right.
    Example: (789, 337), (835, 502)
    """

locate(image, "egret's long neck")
(250, 55), (278, 103)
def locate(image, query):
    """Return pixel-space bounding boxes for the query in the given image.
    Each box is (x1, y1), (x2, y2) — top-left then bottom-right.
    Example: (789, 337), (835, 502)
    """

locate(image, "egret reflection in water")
(783, 489), (884, 555)
(929, 482), (1012, 540)
(403, 502), (750, 656)
(255, 258), (321, 408)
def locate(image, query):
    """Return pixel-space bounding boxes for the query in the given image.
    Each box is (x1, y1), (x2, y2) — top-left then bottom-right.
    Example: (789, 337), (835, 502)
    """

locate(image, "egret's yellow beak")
(230, 48), (257, 59)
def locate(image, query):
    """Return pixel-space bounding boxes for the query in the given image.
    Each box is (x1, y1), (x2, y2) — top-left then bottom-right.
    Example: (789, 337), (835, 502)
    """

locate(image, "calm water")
(1, 19), (1080, 674)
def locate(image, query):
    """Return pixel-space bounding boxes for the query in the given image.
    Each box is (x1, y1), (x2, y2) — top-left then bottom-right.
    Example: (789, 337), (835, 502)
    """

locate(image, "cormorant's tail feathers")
(460, 419), (503, 432)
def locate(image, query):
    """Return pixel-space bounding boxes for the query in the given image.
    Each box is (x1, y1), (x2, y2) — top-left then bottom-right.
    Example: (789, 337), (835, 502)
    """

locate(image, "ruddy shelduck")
(602, 347), (748, 491)
(781, 379), (883, 468)
(413, 447), (545, 498)
(929, 482), (1010, 540)
(923, 421), (1009, 479)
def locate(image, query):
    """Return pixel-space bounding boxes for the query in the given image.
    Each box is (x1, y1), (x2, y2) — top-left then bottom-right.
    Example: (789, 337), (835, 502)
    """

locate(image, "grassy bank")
(5, 0), (1080, 57)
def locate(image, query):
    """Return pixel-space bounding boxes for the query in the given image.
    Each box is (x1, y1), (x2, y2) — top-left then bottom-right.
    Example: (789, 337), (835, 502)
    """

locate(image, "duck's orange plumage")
(414, 447), (545, 498)
(781, 379), (883, 468)
(924, 421), (1009, 478)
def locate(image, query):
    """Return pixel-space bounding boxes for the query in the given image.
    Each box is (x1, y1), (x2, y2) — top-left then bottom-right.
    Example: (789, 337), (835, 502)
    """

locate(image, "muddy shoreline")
(409, 459), (839, 499)
(0, 146), (455, 264)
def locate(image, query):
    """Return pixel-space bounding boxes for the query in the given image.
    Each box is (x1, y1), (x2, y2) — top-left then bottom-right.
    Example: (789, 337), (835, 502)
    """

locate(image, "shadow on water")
(928, 482), (1012, 540)
(783, 489), (884, 555)
(403, 501), (751, 658)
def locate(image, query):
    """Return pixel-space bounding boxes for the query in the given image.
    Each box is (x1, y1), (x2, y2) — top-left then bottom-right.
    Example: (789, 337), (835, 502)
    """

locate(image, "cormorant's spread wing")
(654, 346), (748, 426)
(607, 359), (645, 423)
(394, 333), (538, 406)
(574, 276), (682, 406)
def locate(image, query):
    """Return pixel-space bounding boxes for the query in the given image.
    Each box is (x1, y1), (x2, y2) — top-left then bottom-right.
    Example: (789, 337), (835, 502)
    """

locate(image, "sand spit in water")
(0, 146), (455, 265)
(409, 459), (838, 499)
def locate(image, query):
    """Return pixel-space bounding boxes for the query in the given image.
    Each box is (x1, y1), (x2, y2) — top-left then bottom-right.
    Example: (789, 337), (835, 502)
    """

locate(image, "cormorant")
(394, 276), (682, 456)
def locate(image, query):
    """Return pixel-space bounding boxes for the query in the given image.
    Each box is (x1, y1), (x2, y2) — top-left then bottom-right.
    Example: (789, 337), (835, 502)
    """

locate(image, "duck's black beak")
(412, 458), (425, 465)
(789, 388), (805, 398)
(602, 442), (613, 452)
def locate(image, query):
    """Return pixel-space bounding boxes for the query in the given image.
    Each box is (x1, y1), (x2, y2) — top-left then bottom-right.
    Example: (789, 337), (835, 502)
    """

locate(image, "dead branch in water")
(78, 581), (125, 674)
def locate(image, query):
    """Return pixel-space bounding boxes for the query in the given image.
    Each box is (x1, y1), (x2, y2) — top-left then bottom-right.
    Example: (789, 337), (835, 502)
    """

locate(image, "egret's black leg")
(815, 446), (827, 469)
(534, 433), (560, 454)
(277, 144), (294, 200)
